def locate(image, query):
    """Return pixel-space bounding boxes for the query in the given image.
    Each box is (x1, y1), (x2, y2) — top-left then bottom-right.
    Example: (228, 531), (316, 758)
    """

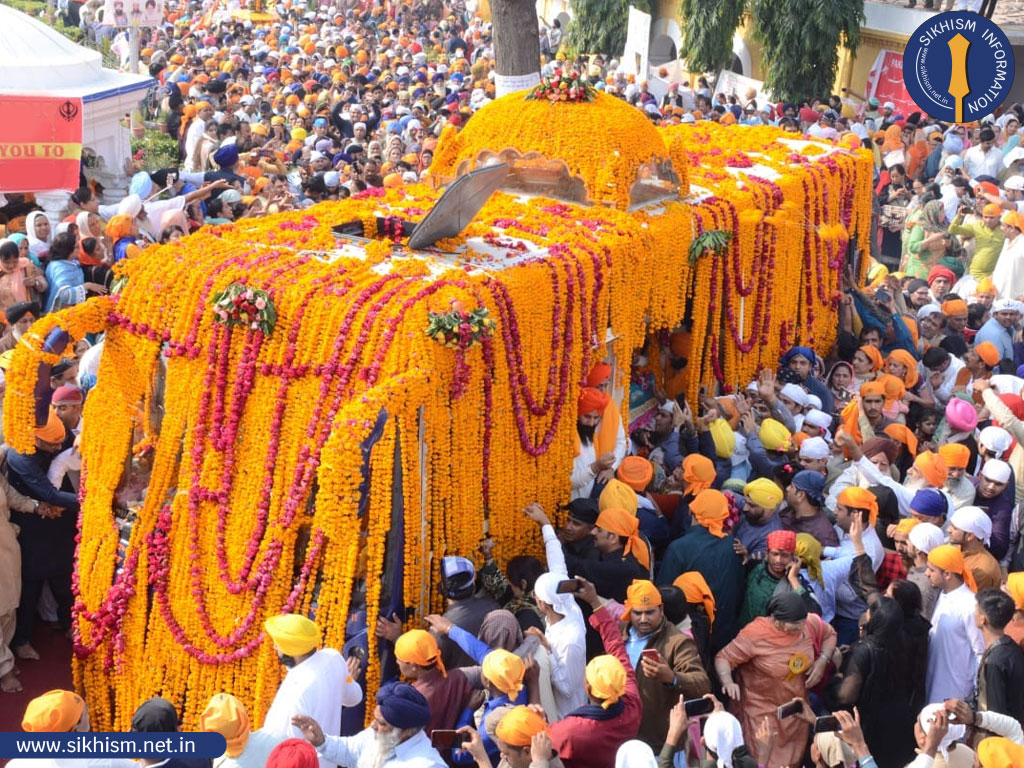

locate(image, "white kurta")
(926, 583), (985, 703)
(262, 648), (363, 768)
(541, 524), (589, 718)
(213, 729), (280, 768)
(570, 441), (597, 500)
(318, 727), (446, 768)
(991, 233), (1024, 300)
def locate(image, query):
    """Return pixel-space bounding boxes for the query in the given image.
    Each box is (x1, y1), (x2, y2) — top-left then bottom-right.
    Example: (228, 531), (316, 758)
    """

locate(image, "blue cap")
(441, 555), (475, 581)
(791, 470), (825, 505)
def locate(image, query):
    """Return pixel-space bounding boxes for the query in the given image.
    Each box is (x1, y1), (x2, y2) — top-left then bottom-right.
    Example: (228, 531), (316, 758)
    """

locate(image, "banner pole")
(129, 25), (140, 74)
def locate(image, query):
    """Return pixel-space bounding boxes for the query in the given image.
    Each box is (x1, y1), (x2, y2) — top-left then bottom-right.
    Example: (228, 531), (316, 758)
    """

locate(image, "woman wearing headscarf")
(714, 592), (836, 768)
(24, 211), (52, 264)
(903, 200), (949, 279)
(825, 598), (918, 766)
(43, 232), (105, 313)
(826, 361), (856, 414)
(0, 239), (46, 313)
(105, 215), (143, 263)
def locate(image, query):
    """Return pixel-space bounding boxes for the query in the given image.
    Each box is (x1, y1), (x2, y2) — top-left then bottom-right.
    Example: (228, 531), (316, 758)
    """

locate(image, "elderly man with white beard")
(292, 682), (446, 768)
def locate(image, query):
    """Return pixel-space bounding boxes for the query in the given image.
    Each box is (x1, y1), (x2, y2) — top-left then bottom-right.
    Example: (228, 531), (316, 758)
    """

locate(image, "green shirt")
(949, 216), (1006, 278)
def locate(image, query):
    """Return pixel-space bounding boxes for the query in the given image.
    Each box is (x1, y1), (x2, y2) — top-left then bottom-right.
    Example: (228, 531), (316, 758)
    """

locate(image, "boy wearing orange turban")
(393, 629), (473, 735)
(924, 545), (985, 703)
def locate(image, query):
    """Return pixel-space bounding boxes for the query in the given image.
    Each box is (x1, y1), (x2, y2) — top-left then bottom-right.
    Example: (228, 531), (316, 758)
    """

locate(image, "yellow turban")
(620, 579), (662, 620)
(709, 418), (735, 458)
(35, 408), (67, 444)
(481, 649), (525, 698)
(837, 486), (880, 527)
(795, 533), (823, 586)
(395, 629), (446, 676)
(585, 654), (626, 708)
(977, 737), (1024, 768)
(976, 276), (997, 296)
(690, 489), (729, 538)
(22, 690), (85, 732)
(291, 127), (308, 141)
(199, 694), (250, 758)
(0, 350), (15, 370)
(599, 479), (638, 515)
(894, 518), (921, 537)
(495, 706), (548, 747)
(265, 614), (321, 657)
(595, 507), (649, 570)
(744, 478), (783, 509)
(928, 544), (977, 592)
(759, 418), (792, 451)
(673, 572), (715, 627)
(1008, 572), (1024, 611)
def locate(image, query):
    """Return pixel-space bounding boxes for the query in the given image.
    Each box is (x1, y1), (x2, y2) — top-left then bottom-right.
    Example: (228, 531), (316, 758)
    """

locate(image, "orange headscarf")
(620, 579), (662, 620)
(394, 629), (446, 677)
(885, 349), (919, 388)
(617, 456), (653, 492)
(837, 486), (879, 526)
(690, 489), (729, 538)
(595, 508), (650, 570)
(939, 442), (970, 470)
(914, 451), (948, 488)
(105, 214), (135, 240)
(883, 423), (918, 457)
(928, 544), (977, 592)
(673, 572), (715, 627)
(859, 345), (883, 372)
(496, 706), (548, 747)
(682, 454), (715, 497)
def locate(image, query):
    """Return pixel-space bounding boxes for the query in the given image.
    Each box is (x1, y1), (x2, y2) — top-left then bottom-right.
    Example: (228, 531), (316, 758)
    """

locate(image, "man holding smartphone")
(619, 579), (709, 748)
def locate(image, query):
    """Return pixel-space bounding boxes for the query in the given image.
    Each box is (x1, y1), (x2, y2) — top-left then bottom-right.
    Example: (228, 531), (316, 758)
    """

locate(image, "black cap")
(6, 301), (40, 325)
(131, 697), (178, 732)
(566, 498), (599, 526)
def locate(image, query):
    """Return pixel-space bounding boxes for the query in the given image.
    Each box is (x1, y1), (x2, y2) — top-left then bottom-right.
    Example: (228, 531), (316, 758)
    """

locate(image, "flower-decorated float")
(3, 76), (872, 730)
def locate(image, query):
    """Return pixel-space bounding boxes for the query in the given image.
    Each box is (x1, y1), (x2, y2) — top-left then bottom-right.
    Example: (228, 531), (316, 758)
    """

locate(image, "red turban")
(927, 265), (956, 286)
(578, 387), (610, 415)
(586, 362), (612, 388)
(267, 739), (319, 768)
(766, 530), (797, 553)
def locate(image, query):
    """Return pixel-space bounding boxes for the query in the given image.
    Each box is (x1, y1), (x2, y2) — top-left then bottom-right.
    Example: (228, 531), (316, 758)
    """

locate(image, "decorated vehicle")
(4, 83), (872, 729)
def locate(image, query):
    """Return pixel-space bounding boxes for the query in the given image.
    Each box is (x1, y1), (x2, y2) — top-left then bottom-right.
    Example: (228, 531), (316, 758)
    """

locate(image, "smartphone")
(683, 698), (715, 718)
(875, 289), (890, 304)
(347, 645), (367, 663)
(814, 716), (842, 733)
(430, 730), (468, 749)
(555, 579), (580, 594)
(777, 700), (803, 720)
(640, 648), (661, 664)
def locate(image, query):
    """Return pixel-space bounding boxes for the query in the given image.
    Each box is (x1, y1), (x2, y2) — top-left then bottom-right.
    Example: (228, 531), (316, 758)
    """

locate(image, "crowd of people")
(5, 2), (1024, 768)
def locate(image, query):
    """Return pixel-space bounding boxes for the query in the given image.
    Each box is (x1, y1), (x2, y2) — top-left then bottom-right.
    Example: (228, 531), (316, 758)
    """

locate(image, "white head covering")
(117, 194), (144, 218)
(75, 210), (95, 241)
(950, 506), (993, 547)
(730, 432), (749, 467)
(993, 298), (1018, 313)
(804, 409), (831, 430)
(918, 704), (965, 760)
(779, 383), (810, 408)
(806, 394), (823, 411)
(980, 426), (1013, 458)
(613, 741), (657, 768)
(813, 732), (856, 768)
(703, 711), (745, 768)
(990, 375), (1024, 396)
(908, 522), (945, 555)
(799, 436), (830, 460)
(24, 211), (51, 255)
(981, 458), (1013, 484)
(917, 304), (943, 321)
(533, 572), (577, 617)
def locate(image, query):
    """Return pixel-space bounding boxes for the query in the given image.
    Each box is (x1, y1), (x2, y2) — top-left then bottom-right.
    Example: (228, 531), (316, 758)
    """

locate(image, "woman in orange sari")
(714, 592), (837, 768)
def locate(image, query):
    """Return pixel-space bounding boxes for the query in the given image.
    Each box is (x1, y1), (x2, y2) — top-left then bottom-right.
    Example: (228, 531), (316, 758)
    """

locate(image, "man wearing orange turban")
(21, 689), (87, 732)
(658, 489), (746, 655)
(949, 200), (1005, 280)
(583, 362), (627, 479)
(617, 579), (709, 745)
(9, 406), (79, 662)
(925, 544), (985, 703)
(393, 628), (473, 735)
(573, 386), (624, 500)
(200, 693), (278, 765)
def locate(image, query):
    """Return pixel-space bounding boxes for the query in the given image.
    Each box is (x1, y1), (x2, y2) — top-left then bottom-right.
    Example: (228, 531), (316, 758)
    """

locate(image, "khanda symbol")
(947, 34), (971, 124)
(58, 100), (79, 122)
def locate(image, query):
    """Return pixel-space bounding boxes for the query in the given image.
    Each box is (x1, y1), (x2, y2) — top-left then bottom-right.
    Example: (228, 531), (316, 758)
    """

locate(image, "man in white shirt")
(963, 128), (1003, 180)
(292, 682), (446, 768)
(925, 545), (985, 703)
(262, 614), (363, 768)
(199, 693), (279, 768)
(571, 387), (614, 500)
(524, 503), (588, 719)
(185, 102), (215, 172)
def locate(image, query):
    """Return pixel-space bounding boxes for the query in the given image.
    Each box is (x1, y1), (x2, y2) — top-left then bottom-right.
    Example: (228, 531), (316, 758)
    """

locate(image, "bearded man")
(292, 682), (445, 768)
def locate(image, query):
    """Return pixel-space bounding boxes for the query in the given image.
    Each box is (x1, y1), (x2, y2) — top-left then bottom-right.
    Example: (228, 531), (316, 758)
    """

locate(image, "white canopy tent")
(0, 4), (154, 218)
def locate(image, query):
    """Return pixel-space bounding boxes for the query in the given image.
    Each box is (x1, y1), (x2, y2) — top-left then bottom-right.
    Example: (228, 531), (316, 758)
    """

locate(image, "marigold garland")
(2, 93), (872, 732)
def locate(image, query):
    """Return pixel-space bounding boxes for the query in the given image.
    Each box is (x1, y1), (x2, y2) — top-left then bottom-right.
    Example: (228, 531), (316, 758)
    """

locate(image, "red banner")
(863, 49), (917, 120)
(0, 94), (83, 193)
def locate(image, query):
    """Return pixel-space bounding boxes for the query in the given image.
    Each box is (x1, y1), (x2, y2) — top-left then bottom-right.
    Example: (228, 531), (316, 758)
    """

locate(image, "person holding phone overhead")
(618, 579), (709, 748)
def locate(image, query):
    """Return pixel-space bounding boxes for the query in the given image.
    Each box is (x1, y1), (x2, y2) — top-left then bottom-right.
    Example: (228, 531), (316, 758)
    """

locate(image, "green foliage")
(688, 229), (732, 265)
(566, 0), (649, 57)
(678, 0), (746, 74)
(130, 130), (179, 172)
(750, 0), (864, 102)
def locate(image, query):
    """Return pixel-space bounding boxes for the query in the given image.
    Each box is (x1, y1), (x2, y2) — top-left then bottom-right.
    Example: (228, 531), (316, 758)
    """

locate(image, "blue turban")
(376, 682), (430, 730)
(910, 489), (947, 519)
(781, 346), (816, 367)
(129, 171), (154, 199)
(213, 144), (239, 169)
(791, 470), (826, 505)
